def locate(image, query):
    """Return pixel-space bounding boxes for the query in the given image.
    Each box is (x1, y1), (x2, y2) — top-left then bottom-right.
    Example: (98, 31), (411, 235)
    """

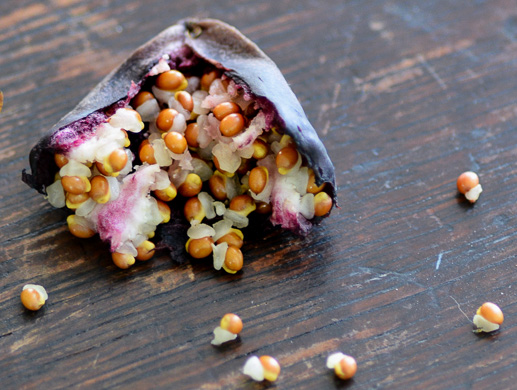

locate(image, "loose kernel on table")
(223, 246), (244, 274)
(473, 302), (504, 333)
(326, 352), (357, 380)
(243, 355), (281, 382)
(20, 284), (48, 311)
(211, 313), (243, 345)
(457, 171), (482, 203)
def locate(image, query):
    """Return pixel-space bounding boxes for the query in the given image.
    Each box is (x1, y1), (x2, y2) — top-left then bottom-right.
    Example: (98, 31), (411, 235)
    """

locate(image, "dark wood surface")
(2, 1), (517, 389)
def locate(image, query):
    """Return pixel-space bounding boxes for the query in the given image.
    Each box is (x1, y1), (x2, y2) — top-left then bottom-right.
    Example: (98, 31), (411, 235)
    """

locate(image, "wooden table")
(2, 1), (517, 388)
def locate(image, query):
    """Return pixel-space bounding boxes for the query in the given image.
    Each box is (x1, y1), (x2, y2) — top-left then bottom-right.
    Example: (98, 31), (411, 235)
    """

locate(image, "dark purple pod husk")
(22, 18), (336, 255)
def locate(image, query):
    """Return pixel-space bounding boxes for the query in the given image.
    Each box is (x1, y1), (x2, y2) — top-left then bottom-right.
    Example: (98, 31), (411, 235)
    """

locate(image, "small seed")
(259, 356), (281, 382)
(220, 313), (243, 334)
(156, 108), (178, 132)
(252, 138), (269, 160)
(184, 196), (205, 222)
(66, 192), (89, 209)
(236, 158), (251, 176)
(249, 166), (269, 194)
(185, 123), (200, 148)
(175, 91), (194, 111)
(131, 91), (155, 109)
(156, 200), (171, 223)
(219, 113), (245, 137)
(223, 246), (243, 274)
(154, 184), (177, 202)
(307, 168), (325, 193)
(20, 285), (47, 311)
(95, 161), (117, 177)
(156, 70), (187, 91)
(213, 102), (241, 121)
(229, 194), (256, 216)
(54, 153), (69, 168)
(314, 192), (332, 217)
(209, 172), (227, 201)
(256, 201), (272, 214)
(457, 171), (482, 203)
(179, 173), (202, 197)
(136, 240), (155, 261)
(67, 215), (95, 238)
(216, 230), (243, 249)
(108, 149), (128, 173)
(186, 236), (214, 258)
(333, 355), (357, 380)
(61, 176), (91, 195)
(276, 145), (299, 174)
(473, 302), (504, 333)
(112, 252), (135, 269)
(139, 140), (157, 164)
(200, 70), (220, 90)
(164, 131), (188, 154)
(90, 175), (111, 203)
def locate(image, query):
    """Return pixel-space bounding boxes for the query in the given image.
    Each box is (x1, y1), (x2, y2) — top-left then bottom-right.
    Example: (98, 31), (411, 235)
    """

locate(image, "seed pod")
(22, 18), (336, 262)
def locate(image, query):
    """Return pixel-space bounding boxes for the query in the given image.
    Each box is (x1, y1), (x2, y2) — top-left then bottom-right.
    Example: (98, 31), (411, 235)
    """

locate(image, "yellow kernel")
(131, 91), (155, 109)
(156, 108), (178, 132)
(314, 192), (332, 217)
(186, 236), (214, 259)
(222, 246), (243, 274)
(334, 355), (357, 380)
(208, 172), (227, 201)
(164, 131), (188, 154)
(275, 145), (299, 174)
(249, 166), (269, 194)
(136, 240), (155, 261)
(229, 194), (256, 217)
(220, 313), (243, 334)
(252, 138), (269, 160)
(213, 102), (241, 121)
(156, 70), (187, 91)
(259, 356), (281, 382)
(154, 184), (177, 202)
(175, 90), (194, 111)
(20, 285), (47, 311)
(54, 153), (69, 168)
(216, 229), (243, 249)
(67, 215), (95, 238)
(200, 70), (220, 90)
(61, 176), (91, 195)
(219, 113), (245, 137)
(179, 173), (202, 198)
(184, 196), (205, 222)
(90, 175), (111, 203)
(108, 149), (128, 173)
(307, 168), (325, 193)
(112, 252), (135, 269)
(478, 302), (504, 325)
(139, 140), (157, 164)
(65, 192), (89, 209)
(185, 123), (200, 148)
(156, 200), (171, 223)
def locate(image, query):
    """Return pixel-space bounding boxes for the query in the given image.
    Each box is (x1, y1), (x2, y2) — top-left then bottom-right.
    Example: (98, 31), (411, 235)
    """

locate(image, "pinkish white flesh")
(243, 356), (264, 381)
(473, 314), (500, 333)
(465, 184), (483, 203)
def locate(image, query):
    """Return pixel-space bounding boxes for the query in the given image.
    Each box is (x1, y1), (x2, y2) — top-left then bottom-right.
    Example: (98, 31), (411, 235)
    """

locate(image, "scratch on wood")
(359, 68), (423, 93)
(435, 252), (443, 270)
(418, 54), (447, 90)
(319, 84), (341, 135)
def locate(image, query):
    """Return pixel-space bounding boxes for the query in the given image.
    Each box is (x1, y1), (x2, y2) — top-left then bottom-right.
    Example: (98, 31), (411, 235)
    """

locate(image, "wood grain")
(2, 0), (517, 389)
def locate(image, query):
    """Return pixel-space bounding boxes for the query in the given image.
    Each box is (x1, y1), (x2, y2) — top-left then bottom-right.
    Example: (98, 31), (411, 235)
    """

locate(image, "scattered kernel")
(457, 171), (482, 203)
(473, 302), (504, 333)
(326, 352), (357, 380)
(211, 313), (243, 345)
(20, 284), (48, 311)
(243, 355), (280, 382)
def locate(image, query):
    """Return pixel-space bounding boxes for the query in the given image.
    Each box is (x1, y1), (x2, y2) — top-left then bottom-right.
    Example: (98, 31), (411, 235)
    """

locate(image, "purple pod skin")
(22, 18), (336, 255)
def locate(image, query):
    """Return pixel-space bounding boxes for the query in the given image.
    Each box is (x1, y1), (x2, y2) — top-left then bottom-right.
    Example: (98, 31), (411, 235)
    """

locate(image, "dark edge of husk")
(22, 18), (337, 257)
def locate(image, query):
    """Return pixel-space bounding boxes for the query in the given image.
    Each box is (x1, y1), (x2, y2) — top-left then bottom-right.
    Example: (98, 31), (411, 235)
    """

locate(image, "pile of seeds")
(45, 60), (333, 271)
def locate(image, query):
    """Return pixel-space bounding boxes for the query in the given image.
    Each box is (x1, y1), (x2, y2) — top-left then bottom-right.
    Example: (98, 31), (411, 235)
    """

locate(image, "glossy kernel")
(208, 172), (227, 201)
(108, 149), (128, 173)
(259, 356), (281, 382)
(179, 173), (202, 197)
(20, 286), (46, 311)
(164, 131), (188, 154)
(154, 184), (177, 202)
(256, 201), (272, 214)
(249, 166), (268, 194)
(136, 240), (156, 261)
(334, 355), (357, 380)
(314, 192), (332, 217)
(185, 123), (200, 148)
(229, 194), (256, 216)
(90, 175), (111, 203)
(213, 102), (241, 121)
(275, 145), (299, 174)
(112, 252), (135, 269)
(54, 153), (69, 168)
(219, 113), (245, 137)
(307, 168), (325, 194)
(200, 70), (220, 90)
(175, 91), (194, 111)
(457, 171), (479, 194)
(186, 236), (214, 259)
(156, 108), (178, 132)
(184, 196), (205, 222)
(66, 192), (89, 209)
(223, 246), (244, 274)
(220, 313), (243, 334)
(61, 176), (91, 195)
(155, 70), (187, 91)
(252, 138), (269, 160)
(156, 200), (171, 223)
(67, 215), (95, 238)
(131, 91), (155, 109)
(216, 230), (243, 249)
(139, 140), (157, 164)
(478, 302), (504, 325)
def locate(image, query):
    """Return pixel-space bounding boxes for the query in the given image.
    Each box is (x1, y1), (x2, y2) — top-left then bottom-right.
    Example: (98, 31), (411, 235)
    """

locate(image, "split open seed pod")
(22, 18), (336, 266)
